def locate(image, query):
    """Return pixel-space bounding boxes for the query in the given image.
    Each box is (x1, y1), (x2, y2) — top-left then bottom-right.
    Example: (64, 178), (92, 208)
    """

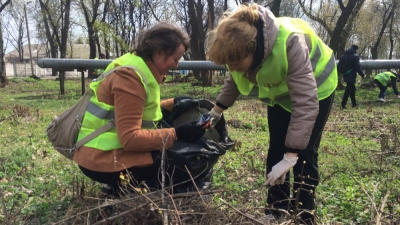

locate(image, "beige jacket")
(216, 5), (319, 151)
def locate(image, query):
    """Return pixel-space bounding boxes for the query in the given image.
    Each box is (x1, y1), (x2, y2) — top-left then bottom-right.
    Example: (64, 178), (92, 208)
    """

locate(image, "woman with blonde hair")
(206, 3), (337, 224)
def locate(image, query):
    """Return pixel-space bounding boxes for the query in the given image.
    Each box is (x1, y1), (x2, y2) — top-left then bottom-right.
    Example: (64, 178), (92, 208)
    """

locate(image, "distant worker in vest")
(339, 45), (365, 109)
(206, 3), (337, 224)
(73, 22), (206, 196)
(92, 52), (106, 78)
(374, 70), (400, 102)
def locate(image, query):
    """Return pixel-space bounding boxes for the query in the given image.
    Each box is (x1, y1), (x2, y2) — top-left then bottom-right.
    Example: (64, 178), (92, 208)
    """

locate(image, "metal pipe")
(38, 58), (400, 71)
(37, 58), (223, 70)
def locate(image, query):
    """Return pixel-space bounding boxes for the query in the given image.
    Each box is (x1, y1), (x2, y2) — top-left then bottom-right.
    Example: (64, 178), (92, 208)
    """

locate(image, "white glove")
(397, 95), (400, 99)
(265, 154), (298, 186)
(208, 108), (222, 129)
(209, 108), (221, 119)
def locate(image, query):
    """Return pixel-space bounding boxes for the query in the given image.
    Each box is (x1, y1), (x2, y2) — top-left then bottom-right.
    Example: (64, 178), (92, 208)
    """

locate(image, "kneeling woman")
(73, 22), (205, 194)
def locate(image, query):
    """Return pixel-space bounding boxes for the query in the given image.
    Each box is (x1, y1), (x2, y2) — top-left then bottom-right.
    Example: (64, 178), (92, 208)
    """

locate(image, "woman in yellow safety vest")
(73, 22), (205, 196)
(206, 3), (337, 224)
(374, 70), (400, 102)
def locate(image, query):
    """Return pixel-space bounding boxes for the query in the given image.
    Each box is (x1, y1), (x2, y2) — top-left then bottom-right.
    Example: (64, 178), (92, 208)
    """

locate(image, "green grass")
(0, 77), (400, 224)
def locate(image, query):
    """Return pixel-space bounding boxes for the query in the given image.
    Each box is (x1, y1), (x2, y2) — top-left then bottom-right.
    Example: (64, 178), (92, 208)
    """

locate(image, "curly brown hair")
(134, 22), (190, 61)
(207, 3), (259, 66)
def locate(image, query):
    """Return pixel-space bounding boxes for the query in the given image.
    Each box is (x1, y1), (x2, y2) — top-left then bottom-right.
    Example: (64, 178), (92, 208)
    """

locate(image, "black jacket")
(341, 47), (365, 83)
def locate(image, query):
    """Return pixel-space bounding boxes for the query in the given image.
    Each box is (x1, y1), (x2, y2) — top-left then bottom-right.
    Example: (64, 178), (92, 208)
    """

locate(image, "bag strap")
(96, 65), (149, 99)
(75, 120), (115, 150)
(75, 65), (147, 150)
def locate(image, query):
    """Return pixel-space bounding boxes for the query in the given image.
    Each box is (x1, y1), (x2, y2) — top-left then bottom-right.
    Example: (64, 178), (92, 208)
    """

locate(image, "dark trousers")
(341, 82), (357, 107)
(79, 151), (192, 191)
(374, 79), (387, 99)
(266, 92), (335, 224)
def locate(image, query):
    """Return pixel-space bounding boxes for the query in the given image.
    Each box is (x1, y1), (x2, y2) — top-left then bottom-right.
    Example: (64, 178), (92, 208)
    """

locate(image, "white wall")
(5, 63), (82, 78)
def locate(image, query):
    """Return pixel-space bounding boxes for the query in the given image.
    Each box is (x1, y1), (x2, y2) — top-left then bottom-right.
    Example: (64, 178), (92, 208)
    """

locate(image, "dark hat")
(351, 45), (359, 50)
(99, 53), (106, 58)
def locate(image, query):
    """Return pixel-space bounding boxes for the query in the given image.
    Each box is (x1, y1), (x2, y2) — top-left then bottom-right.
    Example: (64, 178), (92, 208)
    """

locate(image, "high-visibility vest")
(374, 72), (396, 86)
(77, 53), (163, 151)
(231, 17), (338, 112)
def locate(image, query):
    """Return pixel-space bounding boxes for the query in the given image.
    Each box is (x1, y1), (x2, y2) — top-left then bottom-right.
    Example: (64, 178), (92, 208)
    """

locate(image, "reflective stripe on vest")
(231, 17), (337, 112)
(86, 101), (155, 128)
(77, 54), (163, 151)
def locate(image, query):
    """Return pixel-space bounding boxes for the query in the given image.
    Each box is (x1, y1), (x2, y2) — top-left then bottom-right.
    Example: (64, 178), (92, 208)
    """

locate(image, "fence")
(5, 62), (82, 78)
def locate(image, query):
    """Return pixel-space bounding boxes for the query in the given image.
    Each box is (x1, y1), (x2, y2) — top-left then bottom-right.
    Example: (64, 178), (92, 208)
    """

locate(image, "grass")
(0, 76), (399, 224)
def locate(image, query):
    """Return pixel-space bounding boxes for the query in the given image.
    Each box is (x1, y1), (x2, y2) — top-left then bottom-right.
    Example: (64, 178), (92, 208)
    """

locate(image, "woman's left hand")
(264, 154), (298, 186)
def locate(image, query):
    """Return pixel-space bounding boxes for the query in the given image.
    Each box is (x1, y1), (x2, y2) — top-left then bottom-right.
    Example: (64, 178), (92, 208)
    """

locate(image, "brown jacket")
(73, 61), (176, 172)
(216, 5), (319, 151)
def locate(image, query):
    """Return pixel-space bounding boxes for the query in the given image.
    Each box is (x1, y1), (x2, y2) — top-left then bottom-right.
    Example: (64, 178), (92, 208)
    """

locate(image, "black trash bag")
(160, 97), (234, 192)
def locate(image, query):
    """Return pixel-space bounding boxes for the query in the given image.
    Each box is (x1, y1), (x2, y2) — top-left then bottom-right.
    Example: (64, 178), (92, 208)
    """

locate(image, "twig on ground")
(166, 191), (182, 225)
(185, 165), (207, 206)
(376, 190), (391, 225)
(161, 133), (172, 225)
(0, 187), (9, 225)
(91, 190), (222, 225)
(219, 198), (264, 225)
(0, 115), (14, 122)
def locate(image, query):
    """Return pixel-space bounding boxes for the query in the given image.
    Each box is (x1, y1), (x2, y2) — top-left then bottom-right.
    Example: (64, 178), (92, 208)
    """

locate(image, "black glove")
(174, 121), (205, 143)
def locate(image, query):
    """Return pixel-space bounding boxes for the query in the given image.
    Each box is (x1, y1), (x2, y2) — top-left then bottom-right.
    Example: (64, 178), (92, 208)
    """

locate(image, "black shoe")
(352, 104), (358, 108)
(101, 184), (120, 197)
(341, 105), (347, 109)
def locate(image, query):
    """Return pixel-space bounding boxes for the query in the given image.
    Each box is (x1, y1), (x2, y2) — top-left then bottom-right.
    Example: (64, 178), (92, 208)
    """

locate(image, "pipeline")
(38, 58), (400, 71)
(37, 58), (227, 70)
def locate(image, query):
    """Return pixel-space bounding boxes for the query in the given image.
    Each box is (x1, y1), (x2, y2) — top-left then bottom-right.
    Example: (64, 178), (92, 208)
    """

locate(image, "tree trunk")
(270, 0), (282, 17)
(187, 0), (208, 84)
(0, 17), (7, 87)
(0, 0), (11, 87)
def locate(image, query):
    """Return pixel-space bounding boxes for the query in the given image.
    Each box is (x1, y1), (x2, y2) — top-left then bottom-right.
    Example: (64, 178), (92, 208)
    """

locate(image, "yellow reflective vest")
(231, 17), (338, 112)
(374, 72), (396, 86)
(77, 53), (163, 151)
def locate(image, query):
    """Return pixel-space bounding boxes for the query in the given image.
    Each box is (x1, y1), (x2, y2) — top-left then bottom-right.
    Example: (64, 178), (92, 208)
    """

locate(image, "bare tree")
(371, 0), (396, 59)
(0, 0), (12, 87)
(298, 0), (366, 57)
(3, 1), (26, 63)
(187, 0), (210, 85)
(38, 0), (72, 94)
(38, 0), (61, 77)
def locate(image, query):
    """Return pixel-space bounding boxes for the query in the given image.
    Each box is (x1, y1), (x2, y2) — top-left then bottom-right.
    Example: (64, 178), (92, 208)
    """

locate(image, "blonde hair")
(207, 3), (259, 65)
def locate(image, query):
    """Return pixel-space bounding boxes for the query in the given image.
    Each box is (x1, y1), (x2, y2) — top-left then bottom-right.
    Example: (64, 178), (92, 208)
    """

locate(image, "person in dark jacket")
(374, 71), (400, 102)
(340, 45), (365, 109)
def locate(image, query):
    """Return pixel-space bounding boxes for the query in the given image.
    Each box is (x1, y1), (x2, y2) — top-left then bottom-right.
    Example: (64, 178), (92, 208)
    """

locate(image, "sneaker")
(378, 98), (386, 102)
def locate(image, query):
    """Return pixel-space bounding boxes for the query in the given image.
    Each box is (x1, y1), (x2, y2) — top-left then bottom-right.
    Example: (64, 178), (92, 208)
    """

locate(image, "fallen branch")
(376, 190), (391, 225)
(0, 187), (9, 225)
(92, 190), (222, 225)
(54, 190), (223, 225)
(219, 198), (264, 225)
(0, 115), (14, 122)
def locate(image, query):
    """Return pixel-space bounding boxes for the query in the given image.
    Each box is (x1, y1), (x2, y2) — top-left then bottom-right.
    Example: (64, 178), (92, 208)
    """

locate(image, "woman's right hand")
(174, 121), (205, 143)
